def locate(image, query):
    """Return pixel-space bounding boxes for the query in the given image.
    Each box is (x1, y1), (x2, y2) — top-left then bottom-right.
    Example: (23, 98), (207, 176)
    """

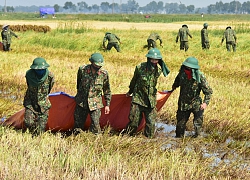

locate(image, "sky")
(3, 0), (246, 8)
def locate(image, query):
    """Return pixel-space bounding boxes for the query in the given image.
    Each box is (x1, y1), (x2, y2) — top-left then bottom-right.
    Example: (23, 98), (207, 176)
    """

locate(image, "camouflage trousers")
(175, 109), (204, 137)
(126, 103), (156, 138)
(24, 107), (49, 134)
(202, 42), (210, 50)
(226, 41), (236, 52)
(74, 104), (101, 134)
(180, 41), (189, 51)
(147, 39), (156, 50)
(107, 42), (120, 52)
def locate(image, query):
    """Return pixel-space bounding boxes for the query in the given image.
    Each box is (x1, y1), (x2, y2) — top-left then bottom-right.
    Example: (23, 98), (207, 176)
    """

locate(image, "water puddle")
(156, 122), (250, 172)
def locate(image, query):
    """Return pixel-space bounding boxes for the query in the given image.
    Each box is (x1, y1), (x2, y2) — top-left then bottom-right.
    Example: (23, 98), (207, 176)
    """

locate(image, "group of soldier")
(23, 55), (213, 139)
(146, 23), (237, 52)
(1, 23), (237, 53)
(2, 23), (215, 138)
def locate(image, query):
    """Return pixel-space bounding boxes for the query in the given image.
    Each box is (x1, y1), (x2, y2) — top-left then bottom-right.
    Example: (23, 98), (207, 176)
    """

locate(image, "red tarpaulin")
(2, 91), (172, 132)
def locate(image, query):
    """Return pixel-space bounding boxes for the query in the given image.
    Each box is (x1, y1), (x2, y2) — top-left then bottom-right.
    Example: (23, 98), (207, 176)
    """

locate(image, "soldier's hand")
(200, 103), (207, 110)
(105, 106), (110, 114)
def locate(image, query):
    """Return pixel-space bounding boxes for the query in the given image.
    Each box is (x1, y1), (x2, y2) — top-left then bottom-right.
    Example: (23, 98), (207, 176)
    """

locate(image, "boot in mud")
(175, 127), (185, 138)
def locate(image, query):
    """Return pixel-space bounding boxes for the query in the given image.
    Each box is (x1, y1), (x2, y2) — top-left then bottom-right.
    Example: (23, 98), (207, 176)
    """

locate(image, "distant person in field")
(176, 24), (192, 51)
(1, 24), (19, 51)
(23, 57), (55, 135)
(201, 23), (210, 50)
(147, 32), (163, 50)
(125, 48), (170, 138)
(103, 32), (121, 52)
(74, 53), (111, 135)
(221, 26), (237, 52)
(172, 57), (213, 138)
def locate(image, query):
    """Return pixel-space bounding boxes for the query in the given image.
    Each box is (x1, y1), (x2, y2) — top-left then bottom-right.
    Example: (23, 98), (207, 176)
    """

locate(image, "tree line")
(2, 0), (250, 14)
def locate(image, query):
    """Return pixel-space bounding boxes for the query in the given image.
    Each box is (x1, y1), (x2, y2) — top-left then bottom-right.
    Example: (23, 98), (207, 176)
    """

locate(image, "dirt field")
(0, 20), (230, 31)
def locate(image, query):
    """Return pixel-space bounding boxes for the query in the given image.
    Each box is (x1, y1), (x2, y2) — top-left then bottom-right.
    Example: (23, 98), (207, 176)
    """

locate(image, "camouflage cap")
(30, 57), (50, 69)
(182, 24), (188, 28)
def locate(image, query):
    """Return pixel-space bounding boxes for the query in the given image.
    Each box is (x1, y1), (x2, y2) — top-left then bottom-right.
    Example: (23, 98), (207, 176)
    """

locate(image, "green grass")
(0, 14), (250, 179)
(2, 13), (250, 23)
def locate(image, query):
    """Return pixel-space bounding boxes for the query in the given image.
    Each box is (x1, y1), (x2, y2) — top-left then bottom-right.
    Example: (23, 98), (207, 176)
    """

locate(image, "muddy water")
(156, 122), (250, 172)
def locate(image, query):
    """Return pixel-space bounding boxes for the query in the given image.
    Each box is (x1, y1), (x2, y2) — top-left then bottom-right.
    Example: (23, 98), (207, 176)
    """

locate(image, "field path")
(0, 20), (229, 31)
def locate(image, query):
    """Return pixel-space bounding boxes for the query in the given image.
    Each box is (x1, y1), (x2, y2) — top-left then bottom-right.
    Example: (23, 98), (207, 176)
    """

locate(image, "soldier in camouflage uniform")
(1, 24), (19, 51)
(221, 26), (237, 52)
(125, 48), (170, 138)
(103, 32), (121, 52)
(23, 57), (55, 135)
(172, 57), (213, 138)
(176, 24), (192, 51)
(201, 23), (210, 50)
(74, 53), (111, 134)
(147, 32), (163, 50)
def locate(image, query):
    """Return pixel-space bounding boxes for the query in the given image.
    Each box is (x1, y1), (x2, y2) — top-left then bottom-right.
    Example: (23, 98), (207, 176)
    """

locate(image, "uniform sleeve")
(76, 67), (82, 90)
(128, 66), (139, 94)
(10, 30), (18, 38)
(233, 31), (237, 41)
(200, 73), (213, 105)
(221, 32), (225, 43)
(158, 35), (163, 43)
(103, 72), (112, 106)
(48, 72), (55, 93)
(103, 36), (107, 45)
(187, 29), (192, 38)
(172, 72), (180, 89)
(176, 30), (180, 42)
(115, 34), (120, 41)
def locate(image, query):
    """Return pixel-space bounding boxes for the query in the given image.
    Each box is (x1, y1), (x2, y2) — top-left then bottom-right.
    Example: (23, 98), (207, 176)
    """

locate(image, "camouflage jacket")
(147, 33), (162, 43)
(221, 29), (237, 43)
(75, 64), (111, 111)
(103, 33), (120, 44)
(172, 69), (213, 111)
(1, 29), (18, 44)
(201, 28), (209, 43)
(23, 71), (55, 113)
(176, 27), (192, 42)
(128, 62), (162, 108)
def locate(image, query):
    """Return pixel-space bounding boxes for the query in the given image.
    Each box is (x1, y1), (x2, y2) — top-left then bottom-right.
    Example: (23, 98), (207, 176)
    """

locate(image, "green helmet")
(105, 32), (111, 36)
(182, 57), (200, 69)
(145, 48), (162, 59)
(30, 57), (50, 69)
(89, 53), (104, 66)
(203, 23), (208, 27)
